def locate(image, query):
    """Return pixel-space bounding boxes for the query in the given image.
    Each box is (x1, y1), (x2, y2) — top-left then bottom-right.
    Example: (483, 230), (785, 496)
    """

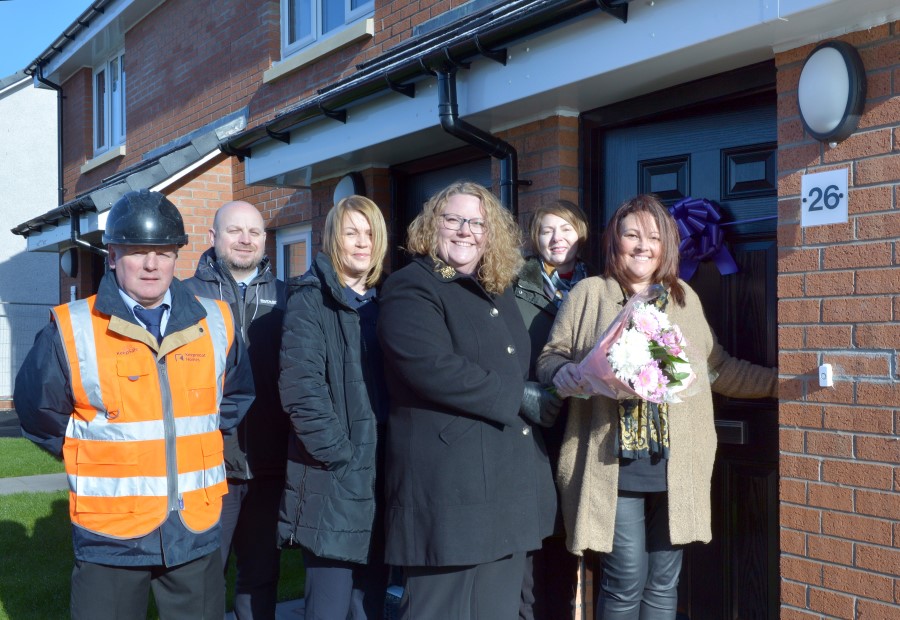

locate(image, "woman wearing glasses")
(377, 181), (560, 619)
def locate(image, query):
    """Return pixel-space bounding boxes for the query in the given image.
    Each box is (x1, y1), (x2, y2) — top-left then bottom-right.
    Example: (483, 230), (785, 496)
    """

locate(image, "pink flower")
(658, 327), (685, 356)
(632, 308), (660, 338)
(633, 361), (667, 400)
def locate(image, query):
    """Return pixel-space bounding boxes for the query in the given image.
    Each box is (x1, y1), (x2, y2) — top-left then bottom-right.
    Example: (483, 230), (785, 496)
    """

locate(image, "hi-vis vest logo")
(174, 352), (207, 362)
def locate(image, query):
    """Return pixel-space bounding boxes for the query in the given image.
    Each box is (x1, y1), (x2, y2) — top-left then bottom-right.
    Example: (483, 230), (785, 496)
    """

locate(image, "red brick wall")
(58, 0), (484, 202)
(59, 68), (94, 200)
(58, 0), (449, 279)
(776, 22), (900, 618)
(166, 156), (234, 280)
(500, 114), (582, 223)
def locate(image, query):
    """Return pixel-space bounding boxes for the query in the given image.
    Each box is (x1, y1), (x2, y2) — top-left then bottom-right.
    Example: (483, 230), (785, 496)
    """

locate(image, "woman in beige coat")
(537, 195), (777, 620)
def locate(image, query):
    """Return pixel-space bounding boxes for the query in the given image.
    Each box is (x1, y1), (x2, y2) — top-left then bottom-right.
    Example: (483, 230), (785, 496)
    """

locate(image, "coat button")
(507, 345), (516, 354)
(522, 426), (530, 435)
(490, 308), (499, 317)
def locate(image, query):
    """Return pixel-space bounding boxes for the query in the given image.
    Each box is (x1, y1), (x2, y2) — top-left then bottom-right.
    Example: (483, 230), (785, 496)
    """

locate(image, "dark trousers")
(597, 492), (683, 620)
(302, 549), (389, 620)
(70, 551), (223, 620)
(520, 536), (579, 619)
(220, 477), (283, 619)
(401, 552), (526, 620)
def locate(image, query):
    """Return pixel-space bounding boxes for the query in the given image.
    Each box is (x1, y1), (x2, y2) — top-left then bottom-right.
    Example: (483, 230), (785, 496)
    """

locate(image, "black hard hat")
(102, 189), (189, 247)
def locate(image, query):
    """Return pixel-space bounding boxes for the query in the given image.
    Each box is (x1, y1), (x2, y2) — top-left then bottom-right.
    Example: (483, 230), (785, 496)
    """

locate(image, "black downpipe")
(36, 66), (107, 259)
(437, 68), (518, 214)
(70, 212), (108, 258)
(35, 64), (64, 207)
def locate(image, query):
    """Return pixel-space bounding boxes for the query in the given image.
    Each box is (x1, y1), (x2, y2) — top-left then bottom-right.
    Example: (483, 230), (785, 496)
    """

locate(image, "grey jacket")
(183, 248), (288, 479)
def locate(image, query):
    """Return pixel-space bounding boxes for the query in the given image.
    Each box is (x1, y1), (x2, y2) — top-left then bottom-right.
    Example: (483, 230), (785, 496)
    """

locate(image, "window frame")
(275, 224), (313, 281)
(92, 50), (126, 156)
(280, 0), (374, 58)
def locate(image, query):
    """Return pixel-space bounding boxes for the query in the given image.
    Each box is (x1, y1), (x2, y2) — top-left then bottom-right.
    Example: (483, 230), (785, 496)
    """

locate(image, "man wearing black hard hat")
(14, 189), (256, 619)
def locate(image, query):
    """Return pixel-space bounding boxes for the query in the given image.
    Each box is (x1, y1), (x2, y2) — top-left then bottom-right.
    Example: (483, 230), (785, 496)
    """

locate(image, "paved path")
(0, 472), (69, 495)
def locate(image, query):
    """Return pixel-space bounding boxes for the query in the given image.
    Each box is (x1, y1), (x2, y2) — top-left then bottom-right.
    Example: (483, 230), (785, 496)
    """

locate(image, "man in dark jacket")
(15, 190), (255, 619)
(183, 200), (288, 619)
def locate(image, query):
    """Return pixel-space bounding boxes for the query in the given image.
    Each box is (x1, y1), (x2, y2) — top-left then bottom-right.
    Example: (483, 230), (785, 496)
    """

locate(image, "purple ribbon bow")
(668, 197), (739, 281)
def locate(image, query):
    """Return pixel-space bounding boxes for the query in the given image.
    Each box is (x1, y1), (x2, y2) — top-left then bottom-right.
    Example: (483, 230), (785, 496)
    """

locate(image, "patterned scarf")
(616, 287), (671, 460)
(541, 260), (589, 307)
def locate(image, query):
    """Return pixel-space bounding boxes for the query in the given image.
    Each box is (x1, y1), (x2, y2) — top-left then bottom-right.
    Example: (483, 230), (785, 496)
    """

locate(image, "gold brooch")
(435, 261), (456, 279)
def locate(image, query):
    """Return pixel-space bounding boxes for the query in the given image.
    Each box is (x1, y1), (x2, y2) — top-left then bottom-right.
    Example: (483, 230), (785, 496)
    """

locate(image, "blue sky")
(0, 0), (89, 78)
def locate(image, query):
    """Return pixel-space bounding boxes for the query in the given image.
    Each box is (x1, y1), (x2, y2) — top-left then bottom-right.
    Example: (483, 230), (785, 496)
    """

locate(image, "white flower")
(607, 328), (653, 381)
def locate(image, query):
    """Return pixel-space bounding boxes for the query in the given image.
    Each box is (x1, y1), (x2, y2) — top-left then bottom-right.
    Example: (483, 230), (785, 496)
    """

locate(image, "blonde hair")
(528, 199), (589, 257)
(405, 181), (523, 294)
(323, 195), (388, 288)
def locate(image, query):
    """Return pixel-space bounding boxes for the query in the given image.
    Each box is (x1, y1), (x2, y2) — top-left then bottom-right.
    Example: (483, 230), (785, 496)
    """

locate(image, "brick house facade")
(775, 28), (900, 619)
(12, 0), (899, 617)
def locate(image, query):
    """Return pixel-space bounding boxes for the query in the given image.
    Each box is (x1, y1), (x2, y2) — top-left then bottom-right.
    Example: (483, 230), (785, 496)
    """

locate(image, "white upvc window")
(93, 50), (126, 155)
(275, 224), (312, 281)
(281, 0), (373, 56)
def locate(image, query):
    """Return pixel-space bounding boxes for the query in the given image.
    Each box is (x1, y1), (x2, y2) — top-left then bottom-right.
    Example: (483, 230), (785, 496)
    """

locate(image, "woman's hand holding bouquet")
(555, 284), (695, 404)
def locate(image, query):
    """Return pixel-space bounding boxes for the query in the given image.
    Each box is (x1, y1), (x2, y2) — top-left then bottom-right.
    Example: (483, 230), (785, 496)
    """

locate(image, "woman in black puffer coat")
(278, 195), (389, 620)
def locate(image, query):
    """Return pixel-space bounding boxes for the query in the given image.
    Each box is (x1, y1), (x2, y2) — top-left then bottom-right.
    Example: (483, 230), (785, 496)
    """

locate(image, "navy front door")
(584, 68), (779, 619)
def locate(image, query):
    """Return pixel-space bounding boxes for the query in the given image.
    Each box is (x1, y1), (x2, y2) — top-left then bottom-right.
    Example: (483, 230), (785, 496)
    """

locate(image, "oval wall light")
(797, 40), (867, 146)
(333, 172), (366, 204)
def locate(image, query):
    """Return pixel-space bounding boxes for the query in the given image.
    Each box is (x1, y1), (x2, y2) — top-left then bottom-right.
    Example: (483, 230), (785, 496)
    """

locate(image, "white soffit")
(245, 0), (898, 185)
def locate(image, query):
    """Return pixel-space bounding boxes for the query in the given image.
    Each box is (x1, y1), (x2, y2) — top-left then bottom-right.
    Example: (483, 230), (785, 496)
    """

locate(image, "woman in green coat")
(513, 200), (592, 620)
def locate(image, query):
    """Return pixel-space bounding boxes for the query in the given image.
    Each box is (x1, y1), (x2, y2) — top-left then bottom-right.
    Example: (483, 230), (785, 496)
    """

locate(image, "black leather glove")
(519, 381), (563, 427)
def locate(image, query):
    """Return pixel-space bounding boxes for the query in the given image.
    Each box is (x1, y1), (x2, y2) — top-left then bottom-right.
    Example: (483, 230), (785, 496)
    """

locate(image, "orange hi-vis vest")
(52, 295), (234, 539)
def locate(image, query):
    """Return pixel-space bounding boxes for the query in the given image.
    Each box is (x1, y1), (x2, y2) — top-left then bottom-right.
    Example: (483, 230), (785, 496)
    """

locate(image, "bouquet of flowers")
(577, 284), (695, 404)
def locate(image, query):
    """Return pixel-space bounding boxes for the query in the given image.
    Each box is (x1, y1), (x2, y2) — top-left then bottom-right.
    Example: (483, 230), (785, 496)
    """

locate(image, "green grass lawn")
(0, 437), (304, 618)
(0, 438), (66, 477)
(0, 489), (305, 619)
(0, 490), (71, 618)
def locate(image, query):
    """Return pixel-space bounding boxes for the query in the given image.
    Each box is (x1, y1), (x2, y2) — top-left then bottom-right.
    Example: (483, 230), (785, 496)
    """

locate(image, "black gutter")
(437, 67), (520, 213)
(11, 196), (94, 237)
(23, 1), (113, 77)
(221, 0), (629, 159)
(35, 64), (65, 207)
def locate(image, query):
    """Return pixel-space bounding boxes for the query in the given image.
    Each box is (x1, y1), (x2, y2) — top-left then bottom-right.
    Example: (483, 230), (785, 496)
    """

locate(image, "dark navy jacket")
(277, 253), (386, 563)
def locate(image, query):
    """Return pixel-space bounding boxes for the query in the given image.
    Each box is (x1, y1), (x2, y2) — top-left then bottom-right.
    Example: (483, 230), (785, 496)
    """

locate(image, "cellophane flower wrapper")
(576, 284), (696, 404)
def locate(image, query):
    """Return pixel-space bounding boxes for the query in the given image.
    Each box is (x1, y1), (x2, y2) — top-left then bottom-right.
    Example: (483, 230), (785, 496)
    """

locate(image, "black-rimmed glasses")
(440, 213), (487, 234)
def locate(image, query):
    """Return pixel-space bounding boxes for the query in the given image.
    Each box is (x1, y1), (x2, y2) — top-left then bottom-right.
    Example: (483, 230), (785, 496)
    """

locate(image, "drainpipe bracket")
(595, 0), (628, 23)
(266, 127), (291, 144)
(475, 36), (507, 66)
(319, 103), (348, 124)
(220, 142), (252, 161)
(442, 48), (471, 71)
(385, 74), (415, 98)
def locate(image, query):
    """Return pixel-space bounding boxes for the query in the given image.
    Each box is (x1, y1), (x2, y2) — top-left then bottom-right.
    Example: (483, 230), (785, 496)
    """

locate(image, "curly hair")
(600, 194), (685, 306)
(527, 199), (590, 258)
(323, 195), (388, 288)
(405, 181), (523, 294)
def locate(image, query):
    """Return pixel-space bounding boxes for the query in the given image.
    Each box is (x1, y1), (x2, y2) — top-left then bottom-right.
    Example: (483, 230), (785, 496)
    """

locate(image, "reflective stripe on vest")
(54, 295), (234, 539)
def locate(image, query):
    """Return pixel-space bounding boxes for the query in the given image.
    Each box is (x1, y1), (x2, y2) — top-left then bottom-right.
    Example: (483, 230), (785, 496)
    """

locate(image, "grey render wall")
(0, 75), (60, 400)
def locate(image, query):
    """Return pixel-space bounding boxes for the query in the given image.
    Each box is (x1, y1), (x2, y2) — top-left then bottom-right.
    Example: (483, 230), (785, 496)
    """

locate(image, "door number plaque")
(801, 168), (849, 228)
